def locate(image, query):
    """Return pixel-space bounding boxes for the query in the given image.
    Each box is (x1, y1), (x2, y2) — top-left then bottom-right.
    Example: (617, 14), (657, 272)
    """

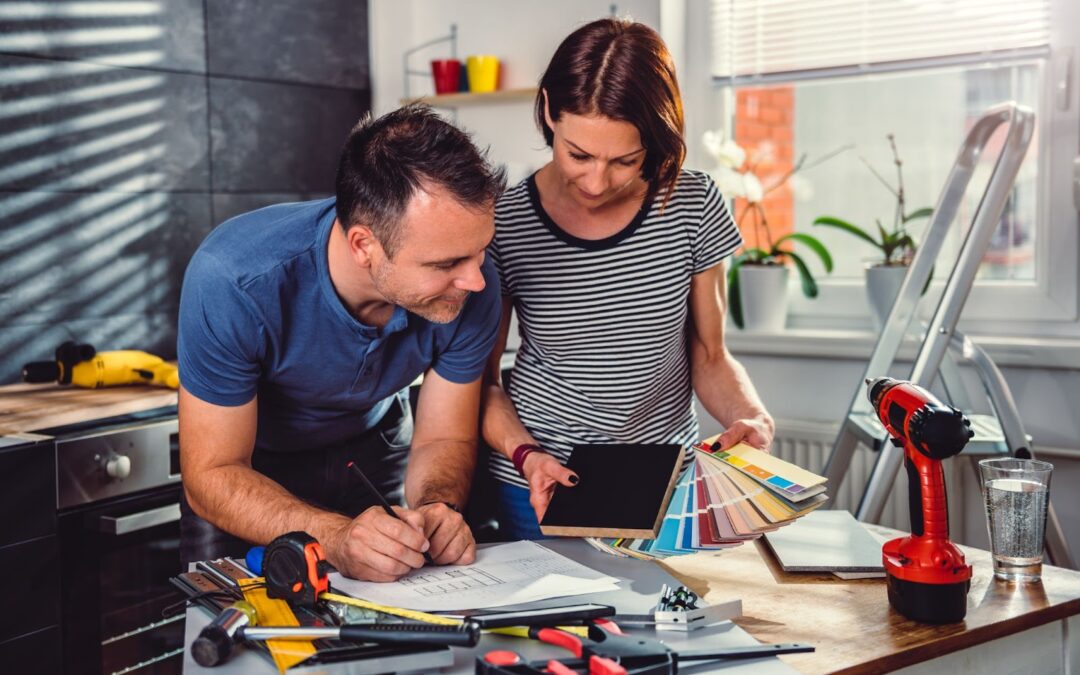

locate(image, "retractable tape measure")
(262, 531), (332, 607)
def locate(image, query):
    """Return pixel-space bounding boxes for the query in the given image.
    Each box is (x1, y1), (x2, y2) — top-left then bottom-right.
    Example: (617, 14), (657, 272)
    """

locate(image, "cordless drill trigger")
(889, 437), (905, 448)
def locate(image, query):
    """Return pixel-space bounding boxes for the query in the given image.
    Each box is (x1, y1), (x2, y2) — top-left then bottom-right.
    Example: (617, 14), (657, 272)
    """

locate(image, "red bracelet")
(512, 443), (544, 476)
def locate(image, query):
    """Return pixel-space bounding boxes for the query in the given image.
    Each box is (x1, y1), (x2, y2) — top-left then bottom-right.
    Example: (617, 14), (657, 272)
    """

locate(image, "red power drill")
(867, 377), (975, 623)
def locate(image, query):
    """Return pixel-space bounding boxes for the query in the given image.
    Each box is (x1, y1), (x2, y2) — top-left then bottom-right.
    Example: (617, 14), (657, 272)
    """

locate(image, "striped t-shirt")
(488, 169), (743, 487)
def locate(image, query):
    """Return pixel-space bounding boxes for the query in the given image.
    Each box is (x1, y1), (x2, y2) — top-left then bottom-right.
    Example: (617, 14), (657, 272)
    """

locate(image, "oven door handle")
(99, 503), (180, 535)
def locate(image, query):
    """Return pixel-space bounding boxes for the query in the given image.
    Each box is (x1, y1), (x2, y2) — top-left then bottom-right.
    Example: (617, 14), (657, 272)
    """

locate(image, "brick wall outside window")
(733, 86), (796, 252)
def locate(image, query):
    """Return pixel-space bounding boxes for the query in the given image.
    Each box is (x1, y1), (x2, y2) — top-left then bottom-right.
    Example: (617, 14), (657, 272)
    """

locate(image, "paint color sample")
(701, 442), (827, 503)
(540, 443), (684, 538)
(586, 436), (830, 560)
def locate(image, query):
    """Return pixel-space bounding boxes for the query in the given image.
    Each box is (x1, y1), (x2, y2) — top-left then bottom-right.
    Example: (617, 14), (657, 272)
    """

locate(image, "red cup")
(431, 59), (462, 95)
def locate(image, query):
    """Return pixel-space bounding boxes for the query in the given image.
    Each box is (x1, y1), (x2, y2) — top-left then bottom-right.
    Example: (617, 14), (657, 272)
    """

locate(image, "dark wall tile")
(211, 192), (331, 226)
(0, 0), (206, 73)
(0, 54), (209, 192)
(209, 78), (369, 193)
(206, 0), (368, 88)
(0, 191), (212, 333)
(0, 3), (371, 385)
(0, 311), (179, 384)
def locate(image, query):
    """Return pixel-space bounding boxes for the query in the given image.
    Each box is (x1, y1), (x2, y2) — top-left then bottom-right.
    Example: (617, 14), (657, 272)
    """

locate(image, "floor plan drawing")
(329, 541), (620, 611)
(398, 567), (504, 596)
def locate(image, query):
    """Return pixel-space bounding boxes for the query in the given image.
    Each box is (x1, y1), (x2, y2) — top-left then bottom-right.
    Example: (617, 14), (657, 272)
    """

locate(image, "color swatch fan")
(588, 439), (828, 560)
(701, 442), (827, 502)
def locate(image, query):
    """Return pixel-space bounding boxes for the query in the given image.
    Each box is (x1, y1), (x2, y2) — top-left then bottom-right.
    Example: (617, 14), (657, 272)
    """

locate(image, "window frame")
(710, 0), (1080, 337)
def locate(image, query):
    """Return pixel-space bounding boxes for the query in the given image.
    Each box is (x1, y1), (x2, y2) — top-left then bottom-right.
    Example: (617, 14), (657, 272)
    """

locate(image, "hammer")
(191, 601), (480, 667)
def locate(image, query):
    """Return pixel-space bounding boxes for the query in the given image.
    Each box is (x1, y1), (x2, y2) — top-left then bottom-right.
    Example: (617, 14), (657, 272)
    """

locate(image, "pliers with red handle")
(476, 619), (813, 674)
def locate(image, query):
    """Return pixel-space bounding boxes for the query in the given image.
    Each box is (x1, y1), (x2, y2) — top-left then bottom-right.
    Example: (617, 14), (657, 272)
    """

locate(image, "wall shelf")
(401, 87), (538, 107)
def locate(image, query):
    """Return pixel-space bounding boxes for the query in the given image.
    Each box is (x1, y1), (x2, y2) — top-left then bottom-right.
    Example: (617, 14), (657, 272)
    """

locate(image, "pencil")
(347, 461), (433, 564)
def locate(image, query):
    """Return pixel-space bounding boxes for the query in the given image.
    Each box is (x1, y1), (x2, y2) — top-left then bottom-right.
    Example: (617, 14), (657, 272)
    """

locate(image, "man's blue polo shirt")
(177, 198), (500, 454)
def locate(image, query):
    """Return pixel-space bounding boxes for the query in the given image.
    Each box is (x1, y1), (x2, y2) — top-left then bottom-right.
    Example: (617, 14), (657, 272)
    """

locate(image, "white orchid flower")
(717, 138), (746, 169)
(702, 130), (724, 159)
(788, 174), (815, 202)
(703, 130), (746, 169)
(743, 172), (764, 203)
(709, 165), (747, 199)
(749, 141), (776, 166)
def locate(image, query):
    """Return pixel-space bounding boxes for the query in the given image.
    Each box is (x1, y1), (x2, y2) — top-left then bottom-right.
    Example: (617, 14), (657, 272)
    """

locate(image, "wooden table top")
(0, 381), (177, 435)
(660, 527), (1080, 674)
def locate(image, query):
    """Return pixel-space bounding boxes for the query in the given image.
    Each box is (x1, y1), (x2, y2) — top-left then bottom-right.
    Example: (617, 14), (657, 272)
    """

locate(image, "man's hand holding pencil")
(325, 503), (430, 582)
(323, 461), (476, 581)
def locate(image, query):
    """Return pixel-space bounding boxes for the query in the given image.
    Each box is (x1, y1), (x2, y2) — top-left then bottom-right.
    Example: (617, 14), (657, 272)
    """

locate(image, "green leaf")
(812, 216), (880, 249)
(728, 258), (745, 329)
(875, 219), (890, 242)
(787, 251), (819, 299)
(903, 207), (933, 223)
(877, 220), (896, 262)
(776, 232), (833, 273)
(743, 248), (767, 264)
(895, 234), (916, 255)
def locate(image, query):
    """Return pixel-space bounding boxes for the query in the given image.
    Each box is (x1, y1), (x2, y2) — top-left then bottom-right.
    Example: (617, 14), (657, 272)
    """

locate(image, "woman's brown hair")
(536, 18), (686, 200)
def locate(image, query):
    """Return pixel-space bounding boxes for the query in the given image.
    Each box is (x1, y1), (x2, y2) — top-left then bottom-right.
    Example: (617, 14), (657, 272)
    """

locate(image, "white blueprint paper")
(329, 540), (621, 611)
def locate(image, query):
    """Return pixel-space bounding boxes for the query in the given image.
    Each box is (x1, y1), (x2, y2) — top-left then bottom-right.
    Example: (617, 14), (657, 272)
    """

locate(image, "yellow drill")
(22, 341), (179, 389)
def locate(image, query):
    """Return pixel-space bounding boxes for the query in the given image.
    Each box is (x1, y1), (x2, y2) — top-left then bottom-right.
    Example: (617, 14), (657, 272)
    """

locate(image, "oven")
(54, 413), (185, 675)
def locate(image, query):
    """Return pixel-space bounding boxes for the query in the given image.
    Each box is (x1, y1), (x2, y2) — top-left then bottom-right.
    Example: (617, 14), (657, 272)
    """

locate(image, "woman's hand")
(716, 414), (775, 454)
(522, 451), (579, 521)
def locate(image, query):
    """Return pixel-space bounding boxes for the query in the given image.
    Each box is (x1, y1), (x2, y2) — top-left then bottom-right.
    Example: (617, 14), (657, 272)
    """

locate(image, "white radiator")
(771, 419), (971, 539)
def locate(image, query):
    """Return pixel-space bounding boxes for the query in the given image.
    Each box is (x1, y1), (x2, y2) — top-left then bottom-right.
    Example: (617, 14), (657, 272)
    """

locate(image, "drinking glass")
(979, 457), (1053, 582)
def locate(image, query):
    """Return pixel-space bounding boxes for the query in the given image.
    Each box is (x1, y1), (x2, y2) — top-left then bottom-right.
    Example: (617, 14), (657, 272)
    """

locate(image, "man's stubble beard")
(371, 260), (468, 325)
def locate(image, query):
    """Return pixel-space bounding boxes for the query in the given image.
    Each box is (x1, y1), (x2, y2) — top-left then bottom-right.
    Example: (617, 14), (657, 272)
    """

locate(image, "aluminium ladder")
(821, 102), (1076, 569)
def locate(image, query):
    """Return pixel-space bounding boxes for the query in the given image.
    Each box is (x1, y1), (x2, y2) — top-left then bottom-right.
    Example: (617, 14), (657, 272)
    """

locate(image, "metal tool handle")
(339, 621), (480, 647)
(99, 503), (180, 535)
(243, 622), (480, 647)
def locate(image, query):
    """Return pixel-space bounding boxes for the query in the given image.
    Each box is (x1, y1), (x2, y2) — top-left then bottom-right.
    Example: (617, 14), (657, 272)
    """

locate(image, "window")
(711, 0), (1079, 334)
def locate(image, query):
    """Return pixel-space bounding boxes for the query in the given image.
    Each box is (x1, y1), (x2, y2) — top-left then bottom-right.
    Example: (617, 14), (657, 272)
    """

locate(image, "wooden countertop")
(0, 382), (177, 435)
(660, 528), (1080, 674)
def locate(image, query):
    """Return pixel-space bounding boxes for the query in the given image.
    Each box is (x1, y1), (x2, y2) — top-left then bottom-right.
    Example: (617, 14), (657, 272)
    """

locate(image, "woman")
(482, 18), (774, 540)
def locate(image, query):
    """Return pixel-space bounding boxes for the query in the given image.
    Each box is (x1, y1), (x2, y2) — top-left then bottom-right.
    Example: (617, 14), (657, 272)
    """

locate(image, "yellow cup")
(466, 55), (499, 93)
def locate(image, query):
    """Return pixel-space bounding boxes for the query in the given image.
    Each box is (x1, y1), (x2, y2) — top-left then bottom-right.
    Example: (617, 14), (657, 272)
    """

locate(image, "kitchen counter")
(0, 381), (177, 436)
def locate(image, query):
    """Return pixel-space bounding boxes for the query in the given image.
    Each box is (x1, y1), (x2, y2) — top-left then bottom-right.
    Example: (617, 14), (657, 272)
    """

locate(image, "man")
(177, 105), (505, 581)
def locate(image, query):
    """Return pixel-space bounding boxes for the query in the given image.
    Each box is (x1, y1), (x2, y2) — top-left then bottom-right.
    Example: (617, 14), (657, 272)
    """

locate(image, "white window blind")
(712, 0), (1052, 82)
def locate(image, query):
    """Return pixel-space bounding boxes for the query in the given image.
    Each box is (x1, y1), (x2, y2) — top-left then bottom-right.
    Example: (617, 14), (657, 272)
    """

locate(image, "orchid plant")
(812, 133), (933, 266)
(703, 131), (848, 328)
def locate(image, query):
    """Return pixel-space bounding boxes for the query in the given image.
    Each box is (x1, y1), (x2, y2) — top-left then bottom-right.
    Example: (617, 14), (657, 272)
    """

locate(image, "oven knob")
(105, 453), (132, 480)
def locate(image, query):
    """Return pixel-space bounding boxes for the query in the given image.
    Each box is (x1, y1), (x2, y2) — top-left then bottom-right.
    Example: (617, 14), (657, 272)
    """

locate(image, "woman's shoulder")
(648, 169), (717, 215)
(495, 176), (535, 214)
(670, 168), (716, 198)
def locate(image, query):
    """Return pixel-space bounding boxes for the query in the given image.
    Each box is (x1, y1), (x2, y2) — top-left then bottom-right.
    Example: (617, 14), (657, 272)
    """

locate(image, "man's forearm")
(693, 349), (773, 432)
(185, 464), (350, 548)
(404, 440), (476, 509)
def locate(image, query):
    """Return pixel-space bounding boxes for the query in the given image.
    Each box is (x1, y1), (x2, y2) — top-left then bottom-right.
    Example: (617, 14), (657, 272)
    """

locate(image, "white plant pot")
(737, 265), (790, 332)
(866, 264), (910, 331)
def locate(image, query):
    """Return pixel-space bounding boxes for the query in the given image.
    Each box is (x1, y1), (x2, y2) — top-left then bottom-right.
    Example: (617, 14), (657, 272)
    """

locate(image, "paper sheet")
(328, 540), (620, 611)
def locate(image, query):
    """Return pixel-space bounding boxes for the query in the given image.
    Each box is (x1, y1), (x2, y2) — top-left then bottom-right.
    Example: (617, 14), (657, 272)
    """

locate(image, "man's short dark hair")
(335, 104), (506, 258)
